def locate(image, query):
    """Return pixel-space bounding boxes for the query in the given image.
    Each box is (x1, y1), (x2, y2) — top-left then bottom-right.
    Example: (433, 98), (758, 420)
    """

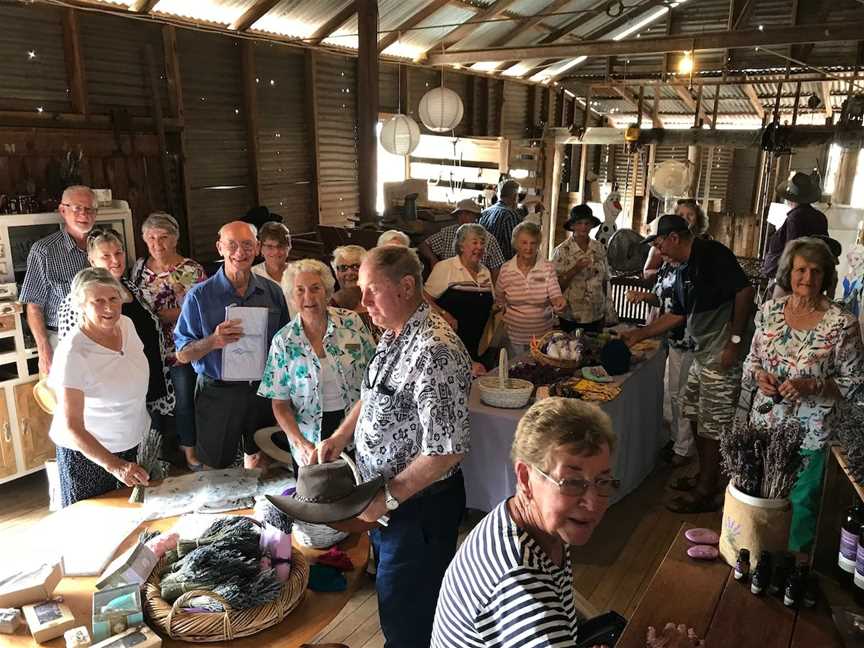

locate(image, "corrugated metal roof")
(380, 3), (476, 59)
(154, 0), (260, 26)
(253, 0), (353, 39)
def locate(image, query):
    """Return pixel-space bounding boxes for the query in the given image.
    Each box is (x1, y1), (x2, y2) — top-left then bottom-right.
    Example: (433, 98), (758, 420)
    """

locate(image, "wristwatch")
(384, 482), (400, 511)
(730, 334), (742, 344)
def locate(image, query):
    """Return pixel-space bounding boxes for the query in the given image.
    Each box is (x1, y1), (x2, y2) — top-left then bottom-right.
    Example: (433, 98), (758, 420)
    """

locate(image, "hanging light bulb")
(678, 51), (694, 75)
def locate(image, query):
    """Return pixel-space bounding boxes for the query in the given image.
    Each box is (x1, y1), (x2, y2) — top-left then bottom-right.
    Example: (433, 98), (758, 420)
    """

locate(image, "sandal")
(665, 493), (720, 514)
(669, 475), (699, 492)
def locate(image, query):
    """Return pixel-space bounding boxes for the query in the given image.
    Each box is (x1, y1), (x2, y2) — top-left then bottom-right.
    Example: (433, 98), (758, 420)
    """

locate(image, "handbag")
(478, 309), (506, 356)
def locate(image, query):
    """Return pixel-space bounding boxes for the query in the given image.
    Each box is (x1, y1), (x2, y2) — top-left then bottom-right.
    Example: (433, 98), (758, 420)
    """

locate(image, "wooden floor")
(0, 458), (719, 647)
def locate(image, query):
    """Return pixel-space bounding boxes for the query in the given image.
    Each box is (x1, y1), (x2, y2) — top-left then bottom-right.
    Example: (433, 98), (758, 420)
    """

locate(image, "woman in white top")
(258, 260), (376, 466)
(425, 224), (494, 375)
(252, 221), (292, 287)
(49, 268), (150, 507)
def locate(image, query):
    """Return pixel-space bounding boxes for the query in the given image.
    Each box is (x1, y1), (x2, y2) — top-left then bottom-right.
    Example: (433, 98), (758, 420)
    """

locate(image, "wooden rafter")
(229, 0), (282, 32)
(611, 84), (662, 127)
(378, 0), (450, 53)
(820, 80), (833, 118)
(674, 85), (713, 126)
(307, 0), (358, 46)
(130, 0), (160, 14)
(541, 0), (637, 45)
(742, 83), (765, 119)
(428, 21), (864, 66)
(588, 72), (855, 88)
(421, 0), (518, 59)
(489, 0), (572, 48)
(732, 0), (754, 29)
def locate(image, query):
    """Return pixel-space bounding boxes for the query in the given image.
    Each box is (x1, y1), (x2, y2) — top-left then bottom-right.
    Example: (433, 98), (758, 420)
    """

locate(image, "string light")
(27, 50), (37, 60)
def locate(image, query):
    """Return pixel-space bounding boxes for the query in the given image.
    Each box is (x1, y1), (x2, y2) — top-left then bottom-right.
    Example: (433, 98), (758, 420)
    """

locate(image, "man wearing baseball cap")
(418, 198), (506, 281)
(622, 214), (755, 514)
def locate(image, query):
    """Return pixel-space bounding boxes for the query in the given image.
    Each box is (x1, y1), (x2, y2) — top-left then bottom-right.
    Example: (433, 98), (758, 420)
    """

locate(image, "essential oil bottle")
(784, 565), (806, 608)
(769, 553), (794, 597)
(734, 548), (750, 582)
(839, 504), (864, 574)
(751, 551), (772, 595)
(854, 524), (864, 604)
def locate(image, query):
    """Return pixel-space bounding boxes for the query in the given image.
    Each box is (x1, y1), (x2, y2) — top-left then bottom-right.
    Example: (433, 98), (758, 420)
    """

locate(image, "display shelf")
(832, 445), (864, 503)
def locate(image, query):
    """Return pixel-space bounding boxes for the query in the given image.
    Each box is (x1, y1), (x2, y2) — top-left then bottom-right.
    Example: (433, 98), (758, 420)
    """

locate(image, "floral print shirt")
(742, 296), (864, 450)
(551, 236), (609, 324)
(131, 257), (207, 358)
(257, 307), (376, 464)
(354, 302), (472, 483)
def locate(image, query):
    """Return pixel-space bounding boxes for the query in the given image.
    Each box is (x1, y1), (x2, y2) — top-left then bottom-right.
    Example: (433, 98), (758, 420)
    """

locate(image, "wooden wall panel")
(315, 53), (359, 227)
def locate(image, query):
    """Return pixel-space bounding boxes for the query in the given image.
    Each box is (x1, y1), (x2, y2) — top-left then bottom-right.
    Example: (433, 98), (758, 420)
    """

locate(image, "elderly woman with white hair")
(425, 223), (494, 373)
(378, 229), (411, 248)
(132, 212), (206, 469)
(258, 259), (376, 466)
(48, 268), (151, 507)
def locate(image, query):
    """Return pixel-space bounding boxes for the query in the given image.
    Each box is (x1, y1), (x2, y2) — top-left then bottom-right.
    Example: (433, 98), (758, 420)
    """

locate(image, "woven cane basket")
(530, 331), (585, 370)
(143, 550), (309, 642)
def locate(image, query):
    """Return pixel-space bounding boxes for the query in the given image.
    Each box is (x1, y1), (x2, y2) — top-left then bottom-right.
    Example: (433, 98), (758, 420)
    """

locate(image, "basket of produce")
(143, 516), (309, 642)
(531, 330), (584, 369)
(477, 349), (534, 409)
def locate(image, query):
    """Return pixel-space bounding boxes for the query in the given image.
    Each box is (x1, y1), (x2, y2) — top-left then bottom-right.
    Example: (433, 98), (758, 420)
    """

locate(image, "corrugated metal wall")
(315, 53), (359, 226)
(79, 12), (169, 117)
(501, 81), (529, 139)
(178, 29), (252, 260)
(254, 44), (314, 234)
(0, 3), (70, 113)
(379, 62), (399, 114)
(697, 146), (734, 207)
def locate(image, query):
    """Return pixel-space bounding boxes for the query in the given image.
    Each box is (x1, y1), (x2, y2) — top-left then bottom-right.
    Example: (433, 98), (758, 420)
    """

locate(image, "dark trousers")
(371, 472), (465, 648)
(171, 363), (198, 447)
(194, 375), (275, 468)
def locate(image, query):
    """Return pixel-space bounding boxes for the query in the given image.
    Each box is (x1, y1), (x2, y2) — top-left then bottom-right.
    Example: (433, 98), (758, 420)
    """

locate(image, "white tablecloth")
(462, 348), (667, 511)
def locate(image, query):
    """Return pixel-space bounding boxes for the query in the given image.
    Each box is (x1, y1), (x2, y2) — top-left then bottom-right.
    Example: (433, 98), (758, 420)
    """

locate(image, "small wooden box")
(22, 600), (77, 643)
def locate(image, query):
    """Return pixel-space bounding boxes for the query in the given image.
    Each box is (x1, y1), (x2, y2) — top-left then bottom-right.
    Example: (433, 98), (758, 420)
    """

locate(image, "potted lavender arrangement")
(718, 418), (805, 567)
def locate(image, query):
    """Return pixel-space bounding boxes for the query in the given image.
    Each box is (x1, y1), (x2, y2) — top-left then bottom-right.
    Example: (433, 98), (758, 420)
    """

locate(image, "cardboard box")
(0, 608), (22, 634)
(64, 626), (91, 648)
(90, 625), (161, 648)
(22, 600), (77, 643)
(0, 562), (63, 608)
(95, 543), (158, 590)
(91, 584), (144, 642)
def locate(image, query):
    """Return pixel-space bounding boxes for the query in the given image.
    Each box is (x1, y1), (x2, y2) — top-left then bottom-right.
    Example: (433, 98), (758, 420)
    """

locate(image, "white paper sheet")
(140, 468), (262, 521)
(221, 305), (268, 381)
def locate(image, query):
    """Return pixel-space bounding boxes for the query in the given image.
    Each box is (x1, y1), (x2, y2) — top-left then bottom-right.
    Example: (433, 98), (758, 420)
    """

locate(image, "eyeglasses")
(61, 203), (97, 215)
(532, 465), (620, 498)
(261, 241), (289, 251)
(223, 241), (256, 253)
(336, 263), (361, 273)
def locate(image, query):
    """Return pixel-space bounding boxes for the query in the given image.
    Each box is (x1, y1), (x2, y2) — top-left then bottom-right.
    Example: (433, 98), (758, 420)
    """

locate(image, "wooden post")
(710, 84), (720, 129)
(693, 84), (703, 128)
(397, 64), (408, 115)
(241, 41), (262, 207)
(772, 82), (783, 123)
(62, 9), (88, 115)
(578, 144), (589, 202)
(162, 26), (184, 122)
(356, 0), (379, 224)
(687, 145), (701, 197)
(791, 81), (802, 125)
(541, 140), (565, 259)
(143, 44), (175, 216)
(636, 86), (644, 128)
(641, 143), (657, 233)
(305, 50), (321, 225)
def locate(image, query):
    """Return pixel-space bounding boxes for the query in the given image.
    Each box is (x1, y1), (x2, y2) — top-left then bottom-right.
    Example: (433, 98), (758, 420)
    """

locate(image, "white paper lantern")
(418, 86), (464, 133)
(379, 114), (421, 155)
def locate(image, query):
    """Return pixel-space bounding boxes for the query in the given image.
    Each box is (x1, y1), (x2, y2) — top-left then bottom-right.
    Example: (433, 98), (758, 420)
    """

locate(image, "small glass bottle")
(854, 524), (864, 605)
(839, 503), (864, 574)
(751, 551), (772, 595)
(801, 565), (817, 608)
(784, 565), (805, 608)
(769, 553), (794, 597)
(734, 548), (750, 582)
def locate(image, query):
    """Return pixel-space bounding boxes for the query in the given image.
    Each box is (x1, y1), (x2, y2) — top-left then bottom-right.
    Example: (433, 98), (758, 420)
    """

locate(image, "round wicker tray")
(530, 331), (583, 370)
(144, 550), (310, 642)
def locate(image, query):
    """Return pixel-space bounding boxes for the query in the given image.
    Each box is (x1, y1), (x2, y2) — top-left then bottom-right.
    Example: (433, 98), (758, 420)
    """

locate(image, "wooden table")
(4, 488), (370, 647)
(617, 523), (841, 648)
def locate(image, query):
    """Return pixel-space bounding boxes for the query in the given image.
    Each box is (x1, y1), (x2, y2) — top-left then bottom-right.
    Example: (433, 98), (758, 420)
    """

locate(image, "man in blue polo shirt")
(175, 221), (289, 469)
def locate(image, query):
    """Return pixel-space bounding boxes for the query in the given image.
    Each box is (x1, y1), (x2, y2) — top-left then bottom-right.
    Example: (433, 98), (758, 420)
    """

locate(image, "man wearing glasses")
(621, 214), (754, 514)
(20, 185), (97, 375)
(174, 221), (289, 470)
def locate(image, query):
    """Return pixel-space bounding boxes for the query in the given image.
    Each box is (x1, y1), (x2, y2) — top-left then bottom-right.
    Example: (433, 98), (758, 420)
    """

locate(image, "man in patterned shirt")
(20, 185), (96, 375)
(316, 245), (472, 648)
(419, 198), (505, 281)
(479, 179), (522, 260)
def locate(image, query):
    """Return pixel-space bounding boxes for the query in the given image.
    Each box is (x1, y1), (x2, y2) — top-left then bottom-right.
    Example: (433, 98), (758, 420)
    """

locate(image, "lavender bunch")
(721, 418), (804, 499)
(720, 421), (764, 496)
(759, 418), (805, 499)
(836, 403), (864, 482)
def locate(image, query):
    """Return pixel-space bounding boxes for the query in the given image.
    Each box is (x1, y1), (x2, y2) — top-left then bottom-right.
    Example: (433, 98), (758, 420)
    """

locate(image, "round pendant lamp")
(418, 86), (464, 133)
(379, 114), (421, 156)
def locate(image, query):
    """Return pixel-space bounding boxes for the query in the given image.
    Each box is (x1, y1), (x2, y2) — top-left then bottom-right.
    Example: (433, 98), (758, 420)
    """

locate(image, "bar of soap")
(685, 528), (720, 545)
(687, 545), (719, 560)
(65, 626), (91, 648)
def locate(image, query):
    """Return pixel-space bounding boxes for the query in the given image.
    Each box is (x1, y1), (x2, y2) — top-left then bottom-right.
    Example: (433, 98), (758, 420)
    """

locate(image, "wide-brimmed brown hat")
(776, 171), (821, 204)
(266, 459), (384, 524)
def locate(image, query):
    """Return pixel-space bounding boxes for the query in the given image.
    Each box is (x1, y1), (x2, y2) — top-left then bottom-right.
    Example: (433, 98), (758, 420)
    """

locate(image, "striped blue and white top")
(431, 501), (579, 648)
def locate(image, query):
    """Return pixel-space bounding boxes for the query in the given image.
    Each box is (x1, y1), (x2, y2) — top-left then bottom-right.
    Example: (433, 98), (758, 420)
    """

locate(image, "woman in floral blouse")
(131, 212), (206, 470)
(741, 237), (864, 552)
(258, 259), (376, 466)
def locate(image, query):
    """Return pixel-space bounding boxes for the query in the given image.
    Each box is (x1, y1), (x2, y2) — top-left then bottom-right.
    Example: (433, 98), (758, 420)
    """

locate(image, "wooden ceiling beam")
(229, 0), (282, 32)
(820, 80), (834, 118)
(586, 71), (854, 88)
(130, 0), (160, 13)
(742, 83), (765, 119)
(611, 84), (662, 127)
(540, 0), (638, 45)
(307, 1), (358, 46)
(488, 0), (573, 48)
(421, 0), (518, 59)
(674, 85), (713, 126)
(378, 0), (450, 53)
(428, 20), (864, 66)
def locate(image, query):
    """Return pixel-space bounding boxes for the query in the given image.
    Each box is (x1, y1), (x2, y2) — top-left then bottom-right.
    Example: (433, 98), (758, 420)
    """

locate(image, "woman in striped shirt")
(495, 221), (566, 357)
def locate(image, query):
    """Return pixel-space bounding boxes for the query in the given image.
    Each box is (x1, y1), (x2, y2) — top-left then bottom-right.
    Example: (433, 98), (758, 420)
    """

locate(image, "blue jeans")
(371, 471), (465, 648)
(170, 364), (197, 447)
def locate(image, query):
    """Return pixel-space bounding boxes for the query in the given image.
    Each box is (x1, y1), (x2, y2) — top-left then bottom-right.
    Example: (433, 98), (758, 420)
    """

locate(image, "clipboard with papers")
(221, 305), (268, 381)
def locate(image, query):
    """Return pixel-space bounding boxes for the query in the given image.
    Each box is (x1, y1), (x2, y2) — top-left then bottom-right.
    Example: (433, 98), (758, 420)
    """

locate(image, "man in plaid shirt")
(419, 198), (505, 282)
